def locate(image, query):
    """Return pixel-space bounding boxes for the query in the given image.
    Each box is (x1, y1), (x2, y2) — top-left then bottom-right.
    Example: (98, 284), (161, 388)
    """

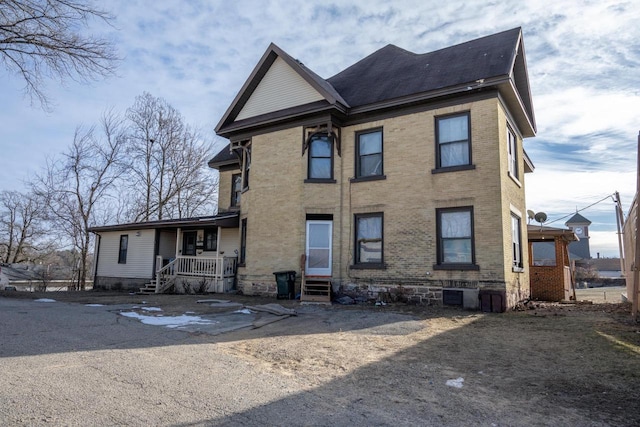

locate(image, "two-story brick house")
(209, 27), (536, 310)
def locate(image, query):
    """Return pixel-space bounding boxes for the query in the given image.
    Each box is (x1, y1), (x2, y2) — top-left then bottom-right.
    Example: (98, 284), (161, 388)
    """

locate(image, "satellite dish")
(534, 212), (547, 224)
(527, 210), (535, 220)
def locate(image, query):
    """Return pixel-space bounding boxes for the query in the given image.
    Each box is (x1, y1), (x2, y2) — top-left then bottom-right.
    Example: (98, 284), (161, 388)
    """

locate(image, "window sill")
(433, 263), (480, 271)
(512, 266), (525, 273)
(350, 175), (386, 183)
(431, 164), (476, 174)
(241, 187), (249, 193)
(350, 263), (386, 270)
(304, 178), (337, 184)
(508, 172), (522, 187)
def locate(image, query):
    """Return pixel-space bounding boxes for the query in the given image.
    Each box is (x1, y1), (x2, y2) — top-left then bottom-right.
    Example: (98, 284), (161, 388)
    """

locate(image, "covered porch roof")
(527, 224), (579, 242)
(88, 212), (240, 233)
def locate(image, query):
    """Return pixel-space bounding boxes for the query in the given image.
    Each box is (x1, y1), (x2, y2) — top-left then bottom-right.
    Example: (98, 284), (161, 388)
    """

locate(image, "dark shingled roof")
(214, 27), (535, 141)
(208, 144), (239, 169)
(565, 212), (592, 226)
(327, 28), (521, 108)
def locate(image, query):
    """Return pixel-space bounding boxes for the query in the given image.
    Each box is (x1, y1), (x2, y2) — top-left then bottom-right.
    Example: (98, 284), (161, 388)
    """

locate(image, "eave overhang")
(88, 213), (240, 233)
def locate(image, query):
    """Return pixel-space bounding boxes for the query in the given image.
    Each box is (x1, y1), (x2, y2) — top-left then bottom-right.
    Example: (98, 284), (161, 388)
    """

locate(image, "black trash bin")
(273, 270), (296, 300)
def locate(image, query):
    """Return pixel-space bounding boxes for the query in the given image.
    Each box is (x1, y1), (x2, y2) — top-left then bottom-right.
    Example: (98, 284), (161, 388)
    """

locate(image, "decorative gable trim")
(215, 43), (348, 135)
(236, 57), (324, 120)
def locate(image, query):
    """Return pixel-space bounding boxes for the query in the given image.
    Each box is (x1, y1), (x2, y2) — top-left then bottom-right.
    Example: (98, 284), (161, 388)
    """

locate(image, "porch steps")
(300, 277), (331, 303)
(138, 279), (157, 295)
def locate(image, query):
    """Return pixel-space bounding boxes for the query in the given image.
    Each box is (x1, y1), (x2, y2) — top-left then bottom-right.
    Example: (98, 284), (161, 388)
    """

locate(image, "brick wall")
(529, 239), (567, 301)
(220, 95), (530, 309)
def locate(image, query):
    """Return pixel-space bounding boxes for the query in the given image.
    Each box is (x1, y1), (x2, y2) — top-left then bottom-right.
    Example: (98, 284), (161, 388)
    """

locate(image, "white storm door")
(306, 220), (332, 276)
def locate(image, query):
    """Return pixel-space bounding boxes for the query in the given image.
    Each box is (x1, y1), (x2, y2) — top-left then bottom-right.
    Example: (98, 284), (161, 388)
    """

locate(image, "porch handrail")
(156, 255), (237, 278)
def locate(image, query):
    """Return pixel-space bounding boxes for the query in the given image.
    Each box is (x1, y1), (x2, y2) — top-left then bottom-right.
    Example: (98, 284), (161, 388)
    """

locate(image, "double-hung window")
(435, 207), (477, 269)
(355, 129), (383, 179)
(307, 134), (333, 180)
(118, 235), (128, 264)
(511, 214), (523, 270)
(204, 228), (217, 252)
(507, 126), (518, 180)
(435, 112), (471, 169)
(354, 213), (383, 266)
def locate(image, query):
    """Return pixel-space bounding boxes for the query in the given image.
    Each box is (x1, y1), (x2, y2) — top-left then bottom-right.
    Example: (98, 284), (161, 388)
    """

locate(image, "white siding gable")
(236, 57), (324, 120)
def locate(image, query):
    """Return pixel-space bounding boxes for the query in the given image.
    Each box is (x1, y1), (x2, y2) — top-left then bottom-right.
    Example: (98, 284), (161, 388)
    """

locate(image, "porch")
(139, 255), (238, 294)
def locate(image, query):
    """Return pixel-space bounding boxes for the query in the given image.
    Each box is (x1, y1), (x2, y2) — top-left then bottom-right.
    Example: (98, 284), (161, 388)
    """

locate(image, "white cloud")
(1, 0), (639, 257)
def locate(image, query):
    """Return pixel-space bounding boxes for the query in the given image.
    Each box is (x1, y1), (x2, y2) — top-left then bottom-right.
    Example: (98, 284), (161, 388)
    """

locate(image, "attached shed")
(528, 225), (579, 302)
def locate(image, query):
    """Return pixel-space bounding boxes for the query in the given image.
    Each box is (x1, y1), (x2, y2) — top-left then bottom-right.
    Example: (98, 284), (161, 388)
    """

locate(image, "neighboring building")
(528, 225), (579, 301)
(565, 212), (592, 259)
(89, 214), (239, 293)
(209, 27), (537, 311)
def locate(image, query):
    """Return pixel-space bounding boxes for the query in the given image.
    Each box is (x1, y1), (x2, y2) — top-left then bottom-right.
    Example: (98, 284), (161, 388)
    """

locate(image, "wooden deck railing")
(155, 255), (238, 293)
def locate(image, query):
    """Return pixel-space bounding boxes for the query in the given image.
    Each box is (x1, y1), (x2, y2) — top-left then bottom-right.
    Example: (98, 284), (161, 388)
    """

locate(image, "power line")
(543, 193), (615, 226)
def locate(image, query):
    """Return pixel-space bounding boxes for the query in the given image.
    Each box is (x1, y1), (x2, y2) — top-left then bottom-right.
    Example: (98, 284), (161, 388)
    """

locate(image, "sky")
(1, 0), (639, 258)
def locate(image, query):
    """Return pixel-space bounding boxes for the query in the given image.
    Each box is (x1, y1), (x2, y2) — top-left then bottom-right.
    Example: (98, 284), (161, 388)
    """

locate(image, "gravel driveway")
(1, 291), (639, 426)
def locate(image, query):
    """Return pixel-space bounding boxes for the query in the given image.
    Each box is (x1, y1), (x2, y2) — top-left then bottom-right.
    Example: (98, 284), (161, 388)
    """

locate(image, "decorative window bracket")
(302, 122), (341, 157)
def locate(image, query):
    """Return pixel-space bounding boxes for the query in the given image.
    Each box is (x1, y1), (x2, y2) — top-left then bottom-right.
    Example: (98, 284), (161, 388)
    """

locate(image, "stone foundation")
(94, 276), (147, 291)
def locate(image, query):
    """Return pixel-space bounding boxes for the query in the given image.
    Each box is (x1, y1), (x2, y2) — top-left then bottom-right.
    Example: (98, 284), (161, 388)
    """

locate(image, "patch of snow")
(85, 303), (104, 307)
(120, 311), (217, 328)
(140, 306), (162, 312)
(233, 308), (254, 315)
(446, 377), (464, 388)
(34, 298), (56, 303)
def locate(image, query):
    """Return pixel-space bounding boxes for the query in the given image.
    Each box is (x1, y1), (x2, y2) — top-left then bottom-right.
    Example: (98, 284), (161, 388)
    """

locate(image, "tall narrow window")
(240, 218), (247, 265)
(435, 207), (477, 269)
(118, 235), (128, 264)
(242, 145), (251, 190)
(204, 228), (218, 252)
(354, 213), (383, 265)
(356, 129), (383, 178)
(307, 134), (333, 180)
(231, 173), (242, 208)
(511, 214), (522, 269)
(436, 112), (471, 169)
(507, 126), (518, 179)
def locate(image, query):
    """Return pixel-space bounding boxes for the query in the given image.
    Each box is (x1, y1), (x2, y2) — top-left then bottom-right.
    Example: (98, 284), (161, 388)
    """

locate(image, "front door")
(182, 231), (197, 256)
(306, 220), (332, 276)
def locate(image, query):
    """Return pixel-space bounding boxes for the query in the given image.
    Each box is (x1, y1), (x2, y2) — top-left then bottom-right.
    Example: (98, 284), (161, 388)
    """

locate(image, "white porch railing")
(155, 255), (238, 294)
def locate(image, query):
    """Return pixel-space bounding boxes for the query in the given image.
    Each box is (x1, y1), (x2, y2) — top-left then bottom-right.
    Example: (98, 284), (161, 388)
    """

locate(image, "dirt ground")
(2, 287), (640, 426)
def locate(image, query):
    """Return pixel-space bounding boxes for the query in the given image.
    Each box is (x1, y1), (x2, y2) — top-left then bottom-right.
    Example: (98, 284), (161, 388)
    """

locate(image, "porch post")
(216, 226), (222, 256)
(176, 227), (181, 257)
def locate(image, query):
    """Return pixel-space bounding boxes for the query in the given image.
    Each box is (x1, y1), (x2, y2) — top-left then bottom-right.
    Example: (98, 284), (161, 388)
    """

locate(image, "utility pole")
(614, 191), (625, 274)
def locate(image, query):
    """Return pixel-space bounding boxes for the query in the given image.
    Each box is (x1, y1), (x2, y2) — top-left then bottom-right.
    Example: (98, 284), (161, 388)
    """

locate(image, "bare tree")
(0, 190), (46, 263)
(125, 92), (217, 221)
(0, 0), (118, 108)
(33, 111), (127, 289)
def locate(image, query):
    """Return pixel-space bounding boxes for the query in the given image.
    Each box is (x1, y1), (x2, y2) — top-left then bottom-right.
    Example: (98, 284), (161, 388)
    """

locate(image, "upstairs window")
(231, 173), (242, 208)
(204, 228), (217, 252)
(354, 213), (383, 266)
(435, 207), (478, 269)
(436, 112), (471, 169)
(307, 134), (333, 180)
(507, 126), (518, 179)
(118, 235), (128, 264)
(355, 129), (383, 179)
